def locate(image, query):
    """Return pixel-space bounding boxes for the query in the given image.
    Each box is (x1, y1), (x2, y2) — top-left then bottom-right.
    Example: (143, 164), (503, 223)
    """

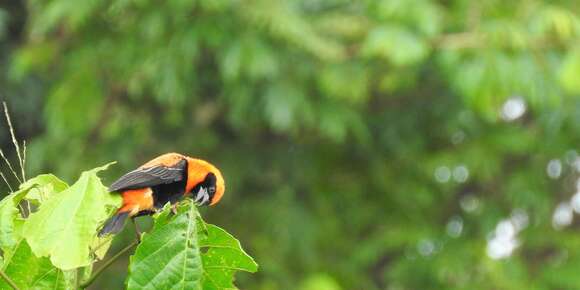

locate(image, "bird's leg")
(171, 203), (178, 215)
(131, 217), (141, 242)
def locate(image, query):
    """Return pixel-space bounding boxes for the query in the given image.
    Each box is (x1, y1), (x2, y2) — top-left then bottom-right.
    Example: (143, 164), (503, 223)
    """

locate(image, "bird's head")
(185, 157), (225, 206)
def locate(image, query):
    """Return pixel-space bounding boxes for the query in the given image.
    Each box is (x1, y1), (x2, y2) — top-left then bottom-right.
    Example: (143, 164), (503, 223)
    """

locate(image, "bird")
(98, 152), (225, 237)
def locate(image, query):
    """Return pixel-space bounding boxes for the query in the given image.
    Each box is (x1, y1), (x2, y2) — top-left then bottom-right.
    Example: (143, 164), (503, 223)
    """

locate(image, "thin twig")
(0, 268), (20, 290)
(22, 143), (30, 214)
(0, 149), (21, 184)
(79, 240), (139, 289)
(0, 172), (13, 192)
(2, 102), (24, 181)
(21, 141), (26, 181)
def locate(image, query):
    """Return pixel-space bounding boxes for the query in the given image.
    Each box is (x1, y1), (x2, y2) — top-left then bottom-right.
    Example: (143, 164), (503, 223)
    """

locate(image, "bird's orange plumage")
(184, 157), (225, 205)
(99, 152), (226, 236)
(119, 188), (154, 215)
(136, 152), (225, 205)
(140, 152), (185, 168)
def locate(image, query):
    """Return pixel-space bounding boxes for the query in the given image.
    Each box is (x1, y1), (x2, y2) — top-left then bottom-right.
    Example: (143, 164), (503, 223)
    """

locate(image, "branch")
(433, 32), (482, 50)
(432, 32), (566, 51)
(0, 269), (20, 290)
(79, 240), (139, 289)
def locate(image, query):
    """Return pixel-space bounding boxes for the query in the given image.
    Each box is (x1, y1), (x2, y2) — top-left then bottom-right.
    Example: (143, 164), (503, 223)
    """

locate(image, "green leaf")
(319, 64), (369, 103)
(79, 263), (93, 285)
(0, 190), (28, 256)
(45, 66), (104, 138)
(127, 203), (203, 290)
(263, 83), (309, 132)
(127, 203), (257, 290)
(362, 25), (429, 66)
(0, 240), (75, 290)
(199, 224), (258, 289)
(0, 175), (76, 289)
(22, 163), (122, 270)
(0, 174), (69, 257)
(20, 174), (69, 193)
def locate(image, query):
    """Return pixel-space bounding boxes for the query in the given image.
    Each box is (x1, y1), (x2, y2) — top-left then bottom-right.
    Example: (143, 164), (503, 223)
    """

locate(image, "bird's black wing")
(108, 159), (187, 192)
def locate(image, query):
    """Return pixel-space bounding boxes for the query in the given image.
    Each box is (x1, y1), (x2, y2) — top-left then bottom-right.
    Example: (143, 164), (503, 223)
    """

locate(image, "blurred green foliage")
(1, 0), (580, 289)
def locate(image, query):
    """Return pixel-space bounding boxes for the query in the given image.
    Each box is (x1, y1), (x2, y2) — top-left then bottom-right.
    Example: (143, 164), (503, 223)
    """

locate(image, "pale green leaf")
(0, 175), (75, 290)
(363, 25), (429, 66)
(79, 263), (93, 285)
(0, 174), (69, 256)
(22, 163), (122, 270)
(0, 190), (28, 256)
(559, 48), (580, 93)
(19, 174), (68, 192)
(91, 235), (114, 260)
(19, 174), (69, 205)
(299, 274), (342, 290)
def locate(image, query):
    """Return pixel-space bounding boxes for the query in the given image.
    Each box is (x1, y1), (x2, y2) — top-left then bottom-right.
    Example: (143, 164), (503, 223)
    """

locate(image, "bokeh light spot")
(417, 239), (435, 256)
(500, 97), (526, 121)
(460, 195), (480, 213)
(571, 192), (580, 214)
(446, 216), (463, 238)
(452, 165), (469, 183)
(434, 166), (451, 183)
(552, 203), (573, 230)
(546, 159), (562, 179)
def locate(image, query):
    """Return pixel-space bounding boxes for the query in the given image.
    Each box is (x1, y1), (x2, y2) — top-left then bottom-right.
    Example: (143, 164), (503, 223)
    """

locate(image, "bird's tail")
(98, 210), (130, 237)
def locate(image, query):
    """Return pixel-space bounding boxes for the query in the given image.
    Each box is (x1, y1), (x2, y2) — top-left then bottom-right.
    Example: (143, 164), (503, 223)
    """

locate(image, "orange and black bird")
(98, 153), (225, 236)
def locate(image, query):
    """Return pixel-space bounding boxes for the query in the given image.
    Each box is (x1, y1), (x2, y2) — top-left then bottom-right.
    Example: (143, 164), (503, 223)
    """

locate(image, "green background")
(1, 1), (580, 289)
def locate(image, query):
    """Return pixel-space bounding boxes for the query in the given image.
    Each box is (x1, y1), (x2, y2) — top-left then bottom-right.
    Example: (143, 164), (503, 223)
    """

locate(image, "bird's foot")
(170, 204), (178, 215)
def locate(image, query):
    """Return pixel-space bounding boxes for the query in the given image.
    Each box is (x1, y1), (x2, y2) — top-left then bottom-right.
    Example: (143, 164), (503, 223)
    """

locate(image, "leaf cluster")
(0, 165), (257, 290)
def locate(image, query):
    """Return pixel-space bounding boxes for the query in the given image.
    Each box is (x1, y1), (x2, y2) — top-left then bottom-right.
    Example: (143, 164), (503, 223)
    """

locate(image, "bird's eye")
(209, 187), (216, 194)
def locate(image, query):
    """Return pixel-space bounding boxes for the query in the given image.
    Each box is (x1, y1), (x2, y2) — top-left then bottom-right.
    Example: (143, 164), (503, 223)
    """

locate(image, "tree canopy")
(1, 0), (580, 289)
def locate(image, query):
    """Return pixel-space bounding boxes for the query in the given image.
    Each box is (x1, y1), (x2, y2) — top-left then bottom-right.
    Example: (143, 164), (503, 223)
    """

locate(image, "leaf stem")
(0, 269), (20, 290)
(79, 240), (138, 289)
